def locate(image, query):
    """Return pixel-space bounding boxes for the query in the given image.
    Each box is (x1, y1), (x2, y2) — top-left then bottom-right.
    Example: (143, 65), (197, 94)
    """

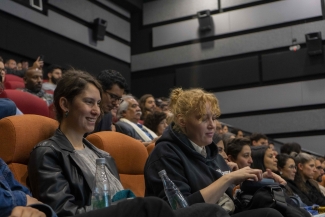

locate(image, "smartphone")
(39, 55), (45, 61)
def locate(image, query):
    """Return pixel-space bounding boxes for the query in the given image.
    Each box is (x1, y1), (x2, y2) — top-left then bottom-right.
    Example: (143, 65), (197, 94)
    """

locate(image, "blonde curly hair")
(169, 88), (221, 131)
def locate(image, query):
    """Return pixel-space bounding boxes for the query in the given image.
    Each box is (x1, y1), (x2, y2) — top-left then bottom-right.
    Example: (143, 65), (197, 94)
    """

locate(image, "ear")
(23, 76), (27, 84)
(59, 97), (69, 112)
(297, 163), (304, 171)
(47, 72), (52, 78)
(176, 114), (186, 128)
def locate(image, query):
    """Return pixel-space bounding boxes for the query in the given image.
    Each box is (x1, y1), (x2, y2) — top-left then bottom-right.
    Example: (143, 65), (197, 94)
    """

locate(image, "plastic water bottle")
(91, 158), (111, 210)
(158, 169), (188, 210)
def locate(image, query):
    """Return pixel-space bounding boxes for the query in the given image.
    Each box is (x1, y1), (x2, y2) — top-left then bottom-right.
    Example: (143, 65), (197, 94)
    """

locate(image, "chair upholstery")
(0, 115), (58, 187)
(87, 131), (148, 197)
(146, 143), (155, 155)
(4, 80), (25, 89)
(0, 89), (49, 117)
(4, 74), (24, 82)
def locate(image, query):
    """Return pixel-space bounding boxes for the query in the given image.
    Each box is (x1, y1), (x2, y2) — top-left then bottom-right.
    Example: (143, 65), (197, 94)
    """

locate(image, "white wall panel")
(215, 79), (325, 115)
(48, 0), (130, 41)
(132, 19), (325, 71)
(0, 0), (130, 63)
(153, 0), (322, 47)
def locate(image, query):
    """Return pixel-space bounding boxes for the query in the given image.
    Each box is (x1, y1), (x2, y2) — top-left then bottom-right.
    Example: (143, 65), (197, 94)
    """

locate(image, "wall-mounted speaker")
(305, 32), (323, 56)
(93, 18), (107, 41)
(197, 10), (212, 32)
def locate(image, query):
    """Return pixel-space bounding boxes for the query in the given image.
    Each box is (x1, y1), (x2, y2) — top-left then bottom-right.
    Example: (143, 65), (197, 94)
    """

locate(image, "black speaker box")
(197, 10), (212, 32)
(305, 32), (323, 56)
(93, 18), (107, 41)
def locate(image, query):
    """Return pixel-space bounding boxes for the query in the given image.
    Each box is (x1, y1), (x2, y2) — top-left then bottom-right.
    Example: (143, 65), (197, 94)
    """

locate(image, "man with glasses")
(94, 69), (128, 132)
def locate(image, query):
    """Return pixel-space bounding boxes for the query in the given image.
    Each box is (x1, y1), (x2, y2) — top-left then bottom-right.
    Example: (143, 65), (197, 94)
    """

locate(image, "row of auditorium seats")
(1, 74), (55, 118)
(0, 114), (155, 197)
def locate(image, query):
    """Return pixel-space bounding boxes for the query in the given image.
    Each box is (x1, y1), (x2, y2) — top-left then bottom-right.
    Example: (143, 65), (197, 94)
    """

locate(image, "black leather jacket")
(28, 129), (120, 216)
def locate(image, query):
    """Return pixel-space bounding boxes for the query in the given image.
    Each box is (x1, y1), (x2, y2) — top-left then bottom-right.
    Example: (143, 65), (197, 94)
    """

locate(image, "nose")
(248, 157), (253, 164)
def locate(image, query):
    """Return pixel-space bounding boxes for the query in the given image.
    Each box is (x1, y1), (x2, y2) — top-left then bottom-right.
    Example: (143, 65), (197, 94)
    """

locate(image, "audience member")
(94, 69), (127, 132)
(5, 59), (17, 70)
(250, 133), (268, 146)
(251, 145), (278, 172)
(280, 142), (301, 155)
(314, 158), (325, 196)
(215, 120), (223, 135)
(221, 124), (228, 134)
(20, 59), (29, 70)
(16, 62), (22, 71)
(145, 88), (284, 217)
(213, 133), (237, 172)
(144, 111), (168, 136)
(231, 128), (244, 138)
(287, 153), (325, 206)
(115, 95), (159, 146)
(22, 68), (53, 105)
(276, 154), (308, 208)
(0, 57), (6, 82)
(0, 158), (56, 217)
(222, 132), (235, 146)
(28, 69), (124, 216)
(139, 94), (156, 120)
(42, 65), (63, 92)
(227, 138), (253, 169)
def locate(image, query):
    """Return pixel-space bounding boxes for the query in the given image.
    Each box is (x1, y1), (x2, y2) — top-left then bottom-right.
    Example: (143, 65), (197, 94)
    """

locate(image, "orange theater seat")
(0, 89), (49, 117)
(146, 143), (155, 155)
(0, 115), (58, 187)
(87, 131), (148, 197)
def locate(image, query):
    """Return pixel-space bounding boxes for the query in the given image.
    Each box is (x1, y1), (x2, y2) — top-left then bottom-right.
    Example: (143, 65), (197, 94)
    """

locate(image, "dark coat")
(144, 123), (231, 206)
(286, 179), (325, 206)
(115, 121), (144, 141)
(28, 129), (119, 216)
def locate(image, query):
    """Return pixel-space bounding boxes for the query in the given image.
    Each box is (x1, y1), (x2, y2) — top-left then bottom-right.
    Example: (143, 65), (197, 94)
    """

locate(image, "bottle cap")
(158, 169), (166, 177)
(96, 158), (106, 165)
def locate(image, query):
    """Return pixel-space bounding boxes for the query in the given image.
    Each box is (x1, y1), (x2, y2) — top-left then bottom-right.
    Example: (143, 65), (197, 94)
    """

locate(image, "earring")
(65, 110), (69, 117)
(279, 171), (282, 175)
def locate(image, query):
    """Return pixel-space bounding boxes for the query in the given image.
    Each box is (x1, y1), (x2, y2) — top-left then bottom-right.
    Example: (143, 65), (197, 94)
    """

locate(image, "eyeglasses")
(106, 91), (123, 103)
(287, 165), (297, 170)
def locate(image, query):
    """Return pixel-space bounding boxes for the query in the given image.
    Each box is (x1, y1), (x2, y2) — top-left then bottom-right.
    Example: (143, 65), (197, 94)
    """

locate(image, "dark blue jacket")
(144, 123), (231, 205)
(0, 158), (56, 217)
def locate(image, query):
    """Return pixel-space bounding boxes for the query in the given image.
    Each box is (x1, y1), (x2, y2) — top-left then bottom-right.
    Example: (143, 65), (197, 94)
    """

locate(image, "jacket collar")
(159, 123), (219, 161)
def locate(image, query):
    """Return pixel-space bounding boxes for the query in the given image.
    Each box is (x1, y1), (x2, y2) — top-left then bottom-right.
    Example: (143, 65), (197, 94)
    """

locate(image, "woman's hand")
(10, 207), (45, 217)
(227, 166), (263, 185)
(262, 169), (287, 185)
(227, 161), (239, 171)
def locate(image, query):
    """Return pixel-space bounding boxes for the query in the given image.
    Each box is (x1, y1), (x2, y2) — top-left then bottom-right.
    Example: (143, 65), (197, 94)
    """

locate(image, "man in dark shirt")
(94, 69), (128, 132)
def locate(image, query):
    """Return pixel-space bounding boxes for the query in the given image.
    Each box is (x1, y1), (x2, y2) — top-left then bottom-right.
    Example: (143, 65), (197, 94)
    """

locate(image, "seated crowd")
(1, 56), (325, 217)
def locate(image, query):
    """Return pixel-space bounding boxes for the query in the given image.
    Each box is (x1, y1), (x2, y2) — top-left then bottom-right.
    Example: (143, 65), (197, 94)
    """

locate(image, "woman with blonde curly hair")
(144, 88), (284, 217)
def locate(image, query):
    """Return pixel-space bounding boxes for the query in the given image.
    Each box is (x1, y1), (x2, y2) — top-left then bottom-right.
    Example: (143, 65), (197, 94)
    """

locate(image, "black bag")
(235, 184), (309, 217)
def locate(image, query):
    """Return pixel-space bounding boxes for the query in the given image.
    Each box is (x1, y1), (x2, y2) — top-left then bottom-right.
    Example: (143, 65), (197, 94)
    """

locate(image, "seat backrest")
(5, 74), (24, 82)
(87, 131), (148, 197)
(0, 89), (49, 117)
(0, 115), (58, 186)
(146, 143), (155, 155)
(4, 80), (25, 89)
